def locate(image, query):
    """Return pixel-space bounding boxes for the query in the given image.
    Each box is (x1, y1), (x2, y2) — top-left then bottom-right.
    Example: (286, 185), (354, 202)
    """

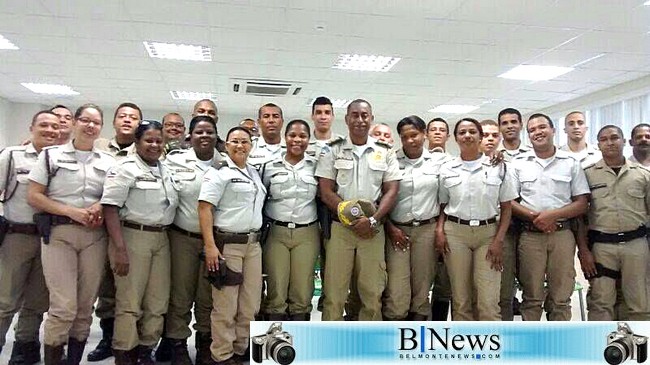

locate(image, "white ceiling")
(2, 0), (650, 125)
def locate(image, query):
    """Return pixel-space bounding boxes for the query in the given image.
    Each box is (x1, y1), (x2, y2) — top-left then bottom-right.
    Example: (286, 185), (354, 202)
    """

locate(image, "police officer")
(162, 112), (189, 156)
(198, 126), (265, 365)
(511, 113), (590, 321)
(578, 125), (650, 320)
(163, 116), (222, 365)
(560, 111), (602, 168)
(497, 108), (530, 159)
(101, 121), (179, 365)
(261, 120), (320, 321)
(382, 116), (443, 321)
(248, 103), (286, 169)
(630, 123), (650, 166)
(89, 102), (143, 362)
(27, 104), (115, 365)
(0, 111), (60, 365)
(50, 105), (73, 145)
(191, 99), (226, 153)
(315, 99), (401, 321)
(436, 118), (517, 321)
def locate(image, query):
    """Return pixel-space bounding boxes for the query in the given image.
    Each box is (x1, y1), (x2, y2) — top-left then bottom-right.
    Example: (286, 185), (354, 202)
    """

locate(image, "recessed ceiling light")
(0, 34), (19, 50)
(498, 65), (574, 81)
(332, 54), (401, 72)
(644, 1), (650, 5)
(21, 83), (79, 95)
(144, 41), (212, 61)
(170, 91), (217, 101)
(428, 105), (479, 114)
(307, 98), (352, 108)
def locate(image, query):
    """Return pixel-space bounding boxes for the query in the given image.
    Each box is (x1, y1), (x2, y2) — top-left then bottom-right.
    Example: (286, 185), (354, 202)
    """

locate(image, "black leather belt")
(446, 215), (496, 227)
(214, 229), (259, 244)
(171, 224), (202, 239)
(7, 223), (38, 235)
(392, 217), (437, 227)
(51, 215), (82, 226)
(123, 221), (170, 232)
(272, 220), (318, 229)
(522, 220), (571, 233)
(589, 226), (647, 244)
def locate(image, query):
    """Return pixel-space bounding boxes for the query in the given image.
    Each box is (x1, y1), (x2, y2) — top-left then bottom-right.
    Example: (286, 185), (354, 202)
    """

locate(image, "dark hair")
(189, 115), (216, 134)
(113, 102), (142, 121)
(527, 113), (554, 129)
(226, 126), (253, 141)
(426, 118), (449, 134)
(75, 103), (104, 120)
(397, 115), (426, 134)
(597, 125), (624, 140)
(50, 104), (70, 112)
(135, 120), (162, 140)
(498, 108), (522, 124)
(565, 111), (584, 120)
(31, 110), (59, 125)
(454, 117), (483, 138)
(631, 123), (650, 140)
(311, 96), (333, 114)
(285, 119), (311, 137)
(480, 119), (498, 127)
(346, 99), (372, 114)
(258, 103), (283, 119)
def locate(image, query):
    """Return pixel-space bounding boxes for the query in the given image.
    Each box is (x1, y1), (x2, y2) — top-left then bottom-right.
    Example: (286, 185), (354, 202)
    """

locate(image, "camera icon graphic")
(604, 322), (648, 365)
(251, 322), (296, 365)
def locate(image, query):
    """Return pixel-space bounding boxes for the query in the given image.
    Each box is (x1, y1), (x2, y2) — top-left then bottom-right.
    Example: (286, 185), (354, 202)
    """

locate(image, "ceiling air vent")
(231, 79), (304, 97)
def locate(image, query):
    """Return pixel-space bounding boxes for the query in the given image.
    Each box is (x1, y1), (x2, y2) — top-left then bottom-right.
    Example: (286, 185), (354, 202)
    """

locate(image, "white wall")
(0, 97), (11, 149)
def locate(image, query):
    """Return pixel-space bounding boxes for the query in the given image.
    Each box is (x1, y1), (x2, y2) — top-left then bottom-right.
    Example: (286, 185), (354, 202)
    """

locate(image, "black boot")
(155, 337), (173, 362)
(114, 348), (138, 365)
(136, 345), (155, 365)
(44, 344), (65, 365)
(431, 300), (451, 321)
(195, 332), (212, 365)
(87, 318), (114, 361)
(170, 339), (192, 365)
(67, 338), (87, 365)
(288, 313), (311, 321)
(266, 313), (287, 321)
(9, 340), (41, 365)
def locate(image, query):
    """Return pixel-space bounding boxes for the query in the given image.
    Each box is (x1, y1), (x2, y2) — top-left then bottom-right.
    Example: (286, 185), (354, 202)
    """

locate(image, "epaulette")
(213, 160), (228, 170)
(327, 136), (345, 146)
(583, 163), (597, 170)
(42, 145), (58, 151)
(374, 140), (392, 149)
(167, 149), (185, 156)
(3, 145), (27, 153)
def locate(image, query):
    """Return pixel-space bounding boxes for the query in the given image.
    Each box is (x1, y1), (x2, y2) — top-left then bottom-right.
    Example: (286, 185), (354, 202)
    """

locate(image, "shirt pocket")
(519, 172), (538, 194)
(483, 175), (502, 197)
(269, 172), (290, 198)
(419, 170), (439, 192)
(626, 187), (646, 212)
(334, 159), (354, 186)
(299, 174), (318, 198)
(15, 171), (30, 184)
(548, 174), (571, 199)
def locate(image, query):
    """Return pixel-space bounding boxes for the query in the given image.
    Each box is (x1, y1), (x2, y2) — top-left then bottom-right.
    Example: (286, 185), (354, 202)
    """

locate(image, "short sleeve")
(382, 149), (402, 182)
(438, 173), (449, 205)
(498, 163), (519, 202)
(0, 149), (10, 191)
(198, 167), (226, 207)
(570, 160), (590, 197)
(28, 149), (50, 186)
(100, 164), (136, 207)
(314, 146), (336, 180)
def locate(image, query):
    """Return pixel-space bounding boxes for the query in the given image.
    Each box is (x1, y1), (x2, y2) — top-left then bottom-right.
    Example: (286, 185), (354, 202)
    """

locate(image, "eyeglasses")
(164, 122), (185, 129)
(76, 117), (102, 126)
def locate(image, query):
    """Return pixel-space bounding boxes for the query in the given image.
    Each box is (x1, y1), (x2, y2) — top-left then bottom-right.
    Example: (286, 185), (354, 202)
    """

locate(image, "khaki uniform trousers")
(95, 259), (116, 319)
(0, 233), (49, 347)
(322, 222), (387, 321)
(210, 241), (262, 362)
(165, 230), (212, 339)
(587, 237), (649, 320)
(499, 231), (517, 321)
(518, 229), (576, 321)
(42, 224), (107, 346)
(112, 228), (170, 350)
(444, 221), (501, 321)
(383, 222), (436, 320)
(263, 224), (320, 316)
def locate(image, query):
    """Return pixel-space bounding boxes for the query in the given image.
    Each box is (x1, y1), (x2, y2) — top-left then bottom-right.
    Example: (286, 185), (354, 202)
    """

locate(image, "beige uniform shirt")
(0, 144), (41, 223)
(512, 149), (590, 212)
(199, 157), (266, 232)
(262, 154), (318, 224)
(315, 137), (401, 202)
(560, 143), (602, 168)
(439, 155), (518, 220)
(29, 141), (116, 209)
(497, 141), (531, 162)
(248, 137), (286, 170)
(94, 137), (136, 160)
(584, 159), (650, 233)
(390, 149), (443, 223)
(306, 135), (344, 161)
(164, 148), (223, 233)
(101, 154), (179, 226)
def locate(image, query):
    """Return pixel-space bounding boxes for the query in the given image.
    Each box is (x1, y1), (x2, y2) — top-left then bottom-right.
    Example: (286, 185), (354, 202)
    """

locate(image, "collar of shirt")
(559, 142), (599, 154)
(396, 147), (427, 166)
(25, 143), (38, 155)
(592, 158), (633, 174)
(518, 148), (572, 164)
(131, 153), (161, 177)
(256, 137), (285, 149)
(497, 140), (530, 154)
(448, 154), (491, 172)
(59, 140), (102, 158)
(185, 148), (221, 171)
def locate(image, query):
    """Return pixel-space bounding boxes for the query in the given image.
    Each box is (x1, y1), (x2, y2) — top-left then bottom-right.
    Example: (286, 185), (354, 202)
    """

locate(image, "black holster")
(33, 213), (52, 245)
(316, 197), (331, 240)
(0, 215), (8, 246)
(259, 217), (272, 246)
(201, 238), (244, 290)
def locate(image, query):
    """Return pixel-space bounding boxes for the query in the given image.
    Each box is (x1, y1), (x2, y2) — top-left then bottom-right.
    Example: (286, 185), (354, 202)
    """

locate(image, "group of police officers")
(0, 97), (648, 365)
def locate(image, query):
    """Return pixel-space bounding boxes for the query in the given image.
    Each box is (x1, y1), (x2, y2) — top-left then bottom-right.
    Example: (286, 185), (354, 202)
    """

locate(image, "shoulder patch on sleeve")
(583, 163), (596, 170)
(327, 136), (345, 146)
(213, 160), (228, 170)
(374, 140), (392, 149)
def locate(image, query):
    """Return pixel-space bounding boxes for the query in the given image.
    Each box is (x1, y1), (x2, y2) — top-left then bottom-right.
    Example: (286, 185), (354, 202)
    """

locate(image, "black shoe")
(9, 340), (41, 365)
(137, 345), (155, 365)
(170, 339), (192, 365)
(155, 337), (173, 362)
(43, 344), (65, 365)
(195, 332), (212, 365)
(513, 297), (522, 316)
(67, 338), (87, 365)
(431, 300), (450, 321)
(87, 318), (114, 361)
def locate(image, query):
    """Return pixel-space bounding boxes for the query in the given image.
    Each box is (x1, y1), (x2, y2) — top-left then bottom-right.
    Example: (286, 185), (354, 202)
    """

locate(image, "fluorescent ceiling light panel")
(170, 91), (217, 101)
(21, 83), (79, 95)
(498, 65), (574, 81)
(144, 41), (211, 61)
(644, 1), (650, 5)
(307, 98), (352, 108)
(428, 105), (479, 114)
(332, 54), (401, 72)
(0, 34), (19, 50)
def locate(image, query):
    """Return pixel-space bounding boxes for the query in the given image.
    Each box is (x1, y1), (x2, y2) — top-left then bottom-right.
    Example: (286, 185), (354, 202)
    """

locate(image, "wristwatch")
(368, 217), (378, 229)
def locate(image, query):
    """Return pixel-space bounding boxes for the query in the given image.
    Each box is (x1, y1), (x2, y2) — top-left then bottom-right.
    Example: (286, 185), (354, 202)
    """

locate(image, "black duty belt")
(522, 220), (571, 233)
(392, 217), (437, 227)
(51, 215), (82, 226)
(214, 228), (259, 244)
(446, 215), (496, 227)
(123, 221), (170, 232)
(589, 226), (647, 244)
(272, 220), (318, 229)
(7, 222), (38, 235)
(171, 224), (202, 239)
